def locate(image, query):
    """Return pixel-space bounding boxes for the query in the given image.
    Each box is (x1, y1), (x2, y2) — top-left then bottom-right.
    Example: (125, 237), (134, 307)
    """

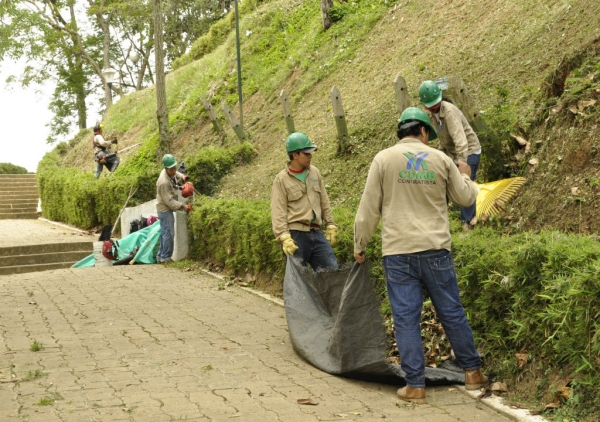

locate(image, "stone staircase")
(0, 174), (39, 219)
(0, 242), (93, 275)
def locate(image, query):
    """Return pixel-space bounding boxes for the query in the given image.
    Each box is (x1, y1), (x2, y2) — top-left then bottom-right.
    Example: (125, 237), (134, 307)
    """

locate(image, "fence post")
(203, 100), (225, 136)
(445, 77), (489, 142)
(393, 74), (411, 114)
(331, 86), (350, 153)
(221, 101), (247, 142)
(279, 90), (296, 135)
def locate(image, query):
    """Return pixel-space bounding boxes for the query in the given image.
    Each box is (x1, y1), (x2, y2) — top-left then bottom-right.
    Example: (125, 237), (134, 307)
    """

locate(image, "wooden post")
(393, 74), (411, 114)
(203, 100), (225, 135)
(331, 86), (350, 153)
(445, 77), (489, 143)
(279, 90), (295, 135)
(222, 101), (247, 142)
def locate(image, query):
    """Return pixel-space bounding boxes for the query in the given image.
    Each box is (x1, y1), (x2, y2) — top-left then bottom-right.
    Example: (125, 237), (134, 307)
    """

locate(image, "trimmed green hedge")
(187, 197), (599, 410)
(0, 162), (28, 174)
(187, 197), (383, 293)
(37, 143), (257, 229)
(454, 229), (600, 374)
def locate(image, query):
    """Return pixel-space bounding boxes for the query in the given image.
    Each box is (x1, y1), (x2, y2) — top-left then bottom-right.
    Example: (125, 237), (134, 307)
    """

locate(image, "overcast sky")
(0, 61), (102, 173)
(0, 64), (56, 173)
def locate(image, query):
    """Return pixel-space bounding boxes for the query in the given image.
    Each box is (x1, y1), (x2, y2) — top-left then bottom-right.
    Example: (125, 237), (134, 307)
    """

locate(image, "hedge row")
(188, 197), (599, 401)
(187, 197), (384, 294)
(37, 142), (256, 229)
(0, 162), (28, 174)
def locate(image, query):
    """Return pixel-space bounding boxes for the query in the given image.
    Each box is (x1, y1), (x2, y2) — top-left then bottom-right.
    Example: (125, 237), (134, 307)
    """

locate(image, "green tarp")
(72, 222), (161, 268)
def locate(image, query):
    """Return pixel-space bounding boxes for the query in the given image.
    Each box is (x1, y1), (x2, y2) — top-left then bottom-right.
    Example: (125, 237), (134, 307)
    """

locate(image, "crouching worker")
(271, 132), (338, 271)
(92, 124), (120, 178)
(353, 108), (488, 404)
(156, 154), (192, 264)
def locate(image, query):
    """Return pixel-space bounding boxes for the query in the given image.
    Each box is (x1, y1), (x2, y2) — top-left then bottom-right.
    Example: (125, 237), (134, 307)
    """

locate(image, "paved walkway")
(0, 219), (520, 421)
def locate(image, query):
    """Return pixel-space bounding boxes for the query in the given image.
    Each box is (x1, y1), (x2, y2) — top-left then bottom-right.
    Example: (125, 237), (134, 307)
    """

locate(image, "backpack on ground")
(129, 217), (148, 234)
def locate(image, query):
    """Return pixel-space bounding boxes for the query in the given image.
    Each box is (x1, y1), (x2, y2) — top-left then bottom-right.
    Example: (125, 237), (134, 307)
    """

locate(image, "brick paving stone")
(0, 218), (520, 421)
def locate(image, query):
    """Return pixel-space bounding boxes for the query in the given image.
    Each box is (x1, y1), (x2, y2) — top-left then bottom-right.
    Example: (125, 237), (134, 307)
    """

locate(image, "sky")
(0, 62), (101, 173)
(0, 65), (56, 173)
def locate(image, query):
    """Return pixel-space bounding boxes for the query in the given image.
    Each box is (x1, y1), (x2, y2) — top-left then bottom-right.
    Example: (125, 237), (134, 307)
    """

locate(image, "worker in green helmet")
(271, 132), (338, 271)
(155, 154), (191, 263)
(419, 80), (482, 231)
(353, 107), (487, 404)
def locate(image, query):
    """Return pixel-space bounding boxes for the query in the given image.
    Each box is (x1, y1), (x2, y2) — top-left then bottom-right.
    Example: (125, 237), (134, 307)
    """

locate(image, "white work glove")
(325, 225), (338, 246)
(279, 234), (298, 256)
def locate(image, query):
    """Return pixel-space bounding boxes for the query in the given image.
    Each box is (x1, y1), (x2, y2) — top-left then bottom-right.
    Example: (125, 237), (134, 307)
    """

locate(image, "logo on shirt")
(399, 152), (436, 185)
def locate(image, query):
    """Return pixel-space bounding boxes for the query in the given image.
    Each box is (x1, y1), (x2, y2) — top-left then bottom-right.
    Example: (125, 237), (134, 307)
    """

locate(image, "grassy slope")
(59, 0), (600, 219)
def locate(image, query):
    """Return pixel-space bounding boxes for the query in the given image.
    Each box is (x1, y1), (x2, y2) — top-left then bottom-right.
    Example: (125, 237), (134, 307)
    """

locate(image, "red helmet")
(102, 240), (118, 260)
(181, 182), (194, 198)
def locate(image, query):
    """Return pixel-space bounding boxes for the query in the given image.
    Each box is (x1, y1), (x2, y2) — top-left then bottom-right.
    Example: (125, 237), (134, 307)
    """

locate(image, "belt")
(310, 223), (320, 231)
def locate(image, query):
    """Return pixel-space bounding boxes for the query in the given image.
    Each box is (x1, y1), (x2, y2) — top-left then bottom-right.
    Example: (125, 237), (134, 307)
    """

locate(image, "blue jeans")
(460, 153), (480, 223)
(383, 250), (481, 387)
(290, 230), (338, 271)
(94, 163), (104, 178)
(157, 211), (175, 261)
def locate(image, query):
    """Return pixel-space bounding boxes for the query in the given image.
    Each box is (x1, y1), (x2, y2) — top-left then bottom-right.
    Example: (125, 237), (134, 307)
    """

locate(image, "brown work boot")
(396, 386), (427, 404)
(465, 369), (489, 390)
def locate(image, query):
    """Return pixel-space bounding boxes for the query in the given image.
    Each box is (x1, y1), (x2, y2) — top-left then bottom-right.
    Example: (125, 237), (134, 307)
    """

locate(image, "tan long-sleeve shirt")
(271, 164), (336, 241)
(426, 101), (481, 163)
(93, 134), (113, 155)
(354, 138), (477, 256)
(156, 169), (186, 213)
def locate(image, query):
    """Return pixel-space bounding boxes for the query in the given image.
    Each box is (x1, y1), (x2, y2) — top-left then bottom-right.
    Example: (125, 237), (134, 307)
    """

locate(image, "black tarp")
(283, 256), (465, 385)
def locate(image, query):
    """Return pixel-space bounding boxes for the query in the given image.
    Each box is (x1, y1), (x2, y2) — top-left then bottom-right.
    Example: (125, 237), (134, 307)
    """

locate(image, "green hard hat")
(418, 80), (442, 108)
(285, 132), (318, 153)
(162, 154), (177, 168)
(398, 107), (438, 141)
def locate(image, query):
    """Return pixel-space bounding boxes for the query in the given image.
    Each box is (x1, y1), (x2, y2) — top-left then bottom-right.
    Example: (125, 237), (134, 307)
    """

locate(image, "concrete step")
(0, 198), (38, 204)
(0, 193), (39, 200)
(0, 250), (92, 267)
(0, 203), (38, 210)
(0, 261), (84, 276)
(0, 186), (39, 193)
(0, 174), (36, 180)
(0, 212), (39, 220)
(0, 242), (93, 257)
(0, 241), (93, 275)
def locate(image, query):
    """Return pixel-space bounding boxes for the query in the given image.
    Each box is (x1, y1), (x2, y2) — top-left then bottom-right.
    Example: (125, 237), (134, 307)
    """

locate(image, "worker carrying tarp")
(72, 222), (161, 268)
(283, 256), (465, 386)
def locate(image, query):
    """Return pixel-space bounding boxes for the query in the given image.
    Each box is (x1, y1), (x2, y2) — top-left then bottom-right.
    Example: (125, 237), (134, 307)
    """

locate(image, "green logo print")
(399, 152), (436, 184)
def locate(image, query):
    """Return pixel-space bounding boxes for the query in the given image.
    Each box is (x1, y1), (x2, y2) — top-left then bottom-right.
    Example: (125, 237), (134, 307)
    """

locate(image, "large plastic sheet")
(72, 222), (161, 268)
(283, 256), (465, 385)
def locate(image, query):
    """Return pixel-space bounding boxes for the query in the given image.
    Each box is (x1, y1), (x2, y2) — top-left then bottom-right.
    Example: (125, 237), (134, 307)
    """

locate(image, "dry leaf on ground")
(297, 398), (319, 405)
(491, 382), (508, 392)
(515, 352), (528, 368)
(577, 99), (596, 110)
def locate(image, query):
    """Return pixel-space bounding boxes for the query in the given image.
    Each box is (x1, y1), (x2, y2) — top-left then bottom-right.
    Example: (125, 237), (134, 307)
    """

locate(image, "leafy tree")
(0, 0), (235, 144)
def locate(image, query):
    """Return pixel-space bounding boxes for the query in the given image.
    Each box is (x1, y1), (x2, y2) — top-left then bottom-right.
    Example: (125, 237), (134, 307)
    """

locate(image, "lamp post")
(101, 67), (118, 108)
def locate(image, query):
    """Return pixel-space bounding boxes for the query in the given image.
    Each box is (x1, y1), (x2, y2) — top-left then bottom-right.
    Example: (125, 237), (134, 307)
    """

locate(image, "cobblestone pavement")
(0, 266), (514, 422)
(0, 219), (515, 421)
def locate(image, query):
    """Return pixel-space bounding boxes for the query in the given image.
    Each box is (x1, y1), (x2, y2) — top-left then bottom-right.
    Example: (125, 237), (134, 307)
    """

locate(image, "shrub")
(37, 144), (256, 229)
(0, 162), (28, 174)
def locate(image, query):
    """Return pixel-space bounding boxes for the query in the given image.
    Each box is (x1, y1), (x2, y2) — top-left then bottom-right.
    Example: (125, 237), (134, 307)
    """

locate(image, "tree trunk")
(321, 0), (334, 31)
(74, 61), (87, 130)
(154, 0), (170, 161)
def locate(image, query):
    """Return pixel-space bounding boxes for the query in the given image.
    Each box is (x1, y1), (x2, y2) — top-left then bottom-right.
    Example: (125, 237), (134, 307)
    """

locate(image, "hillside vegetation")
(39, 0), (600, 419)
